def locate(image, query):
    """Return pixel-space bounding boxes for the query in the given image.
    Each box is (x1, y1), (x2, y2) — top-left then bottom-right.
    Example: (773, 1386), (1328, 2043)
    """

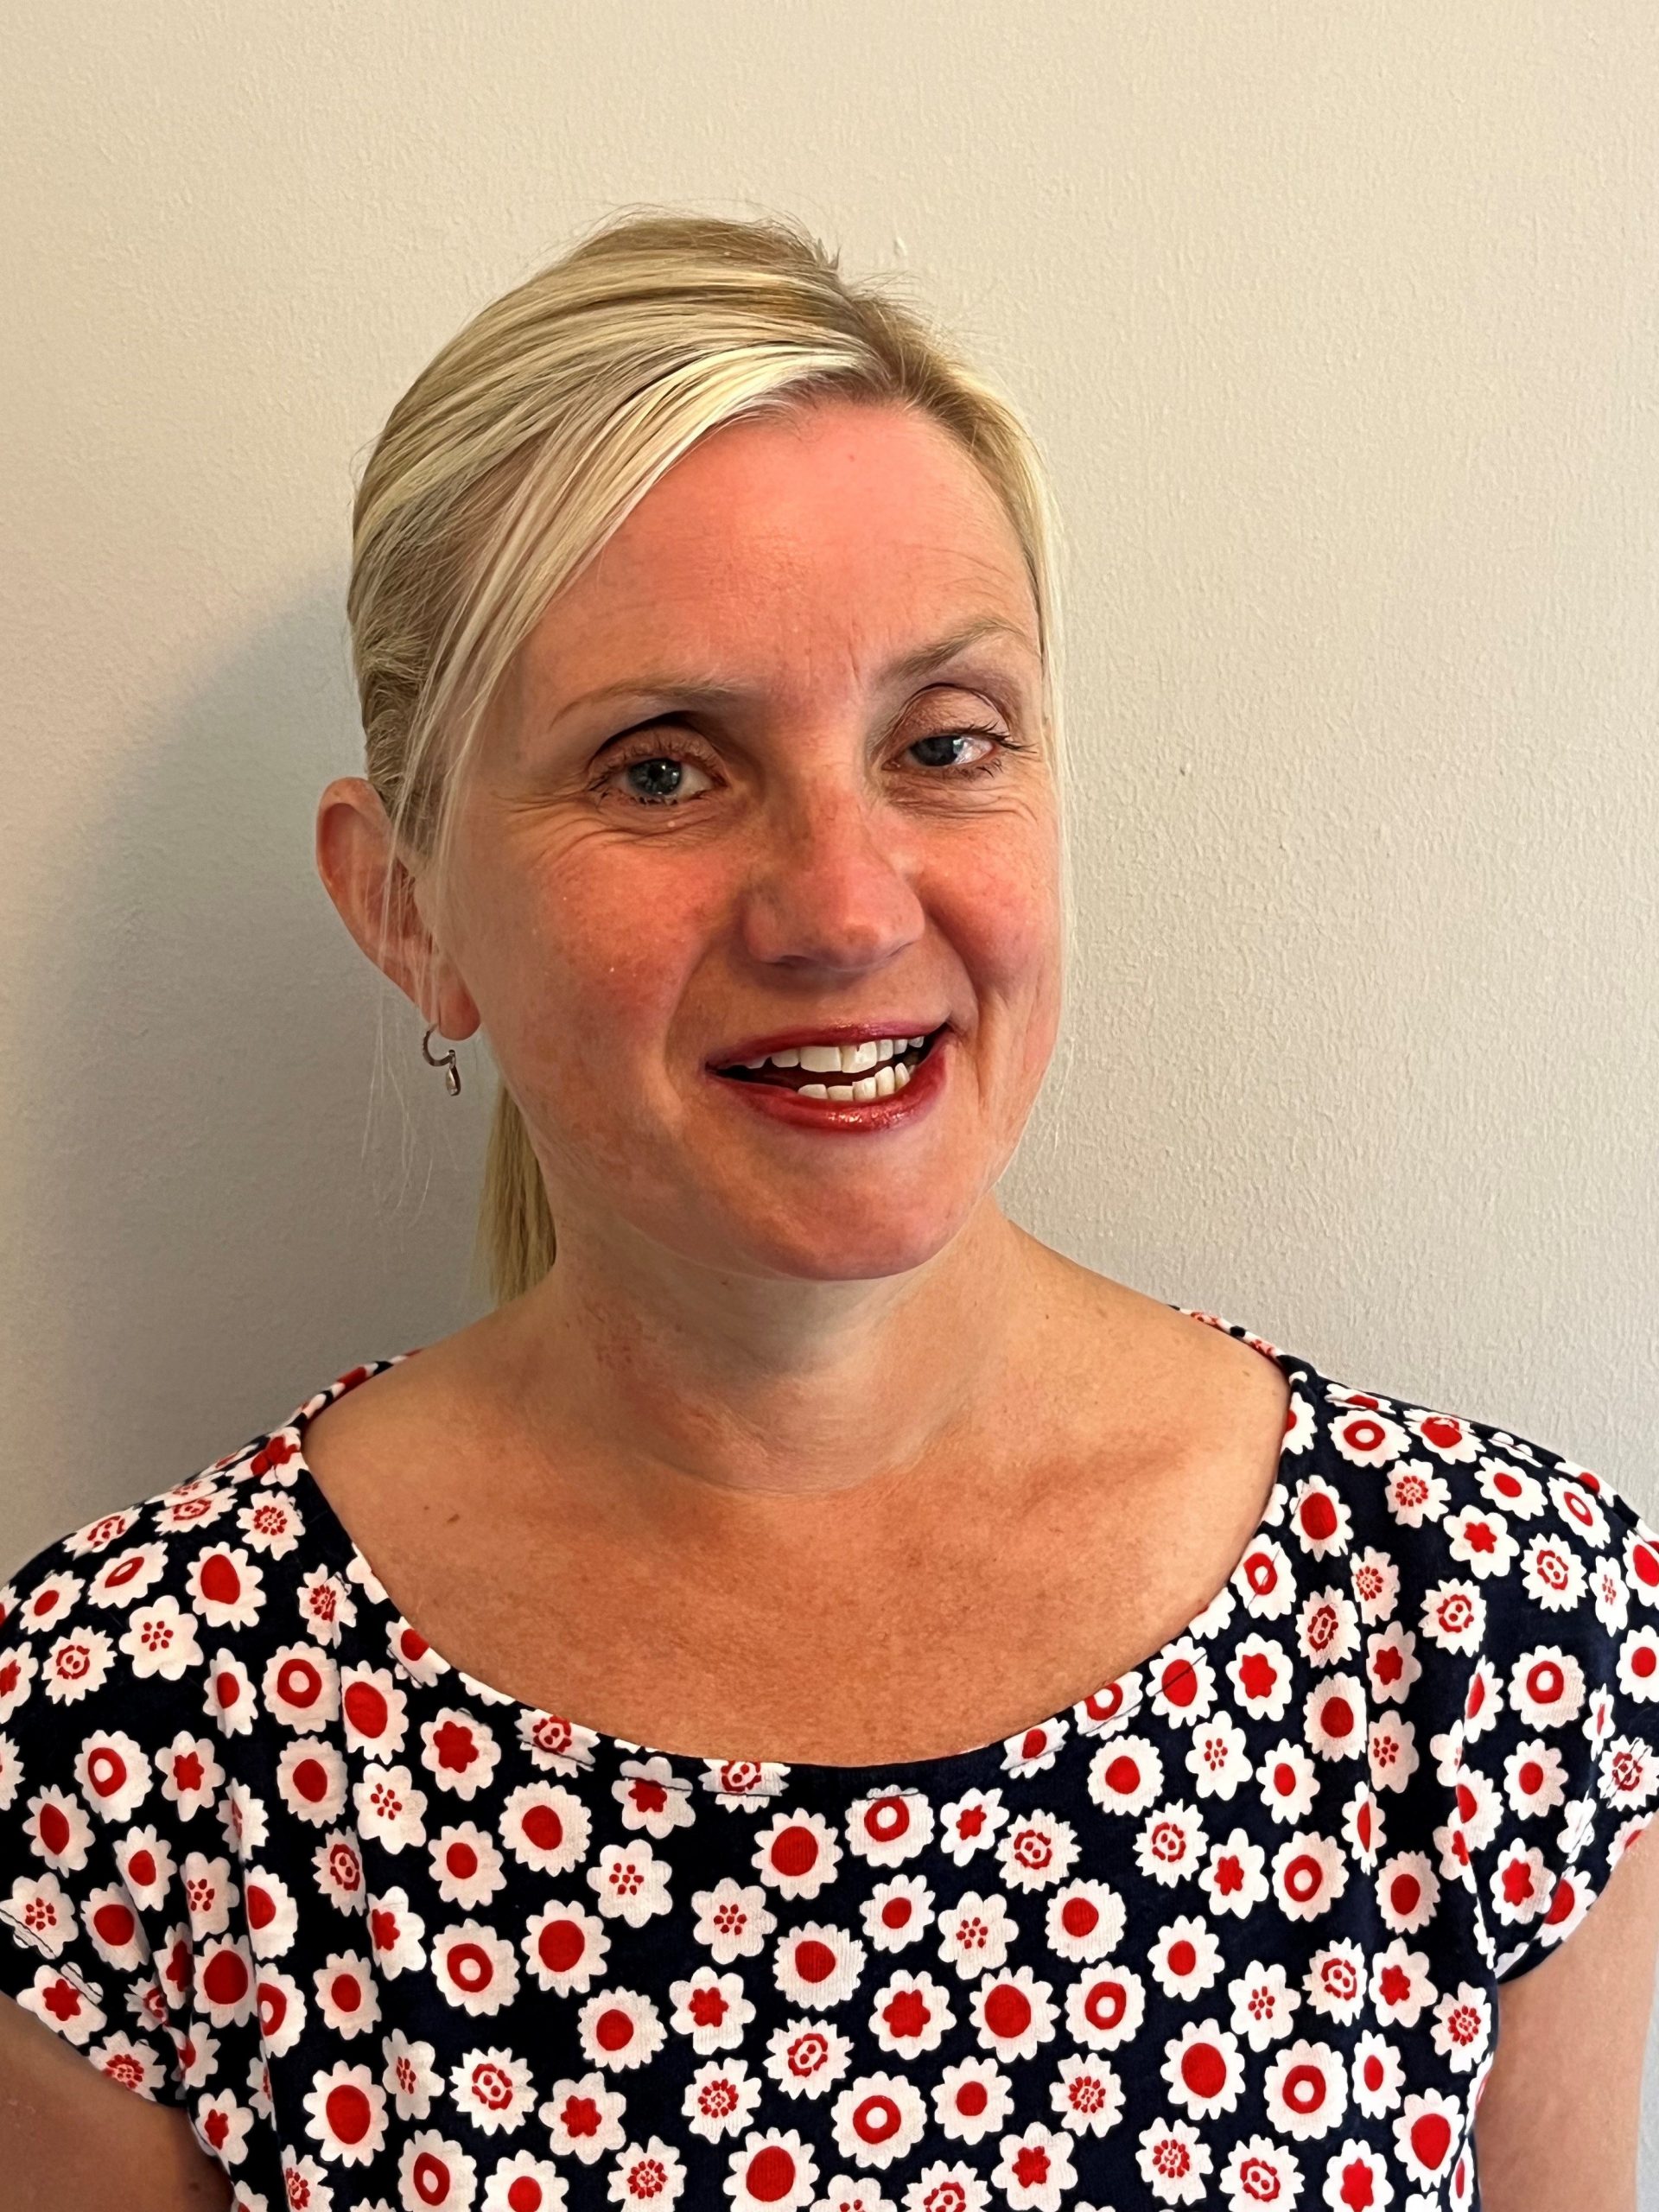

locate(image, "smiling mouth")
(714, 1027), (949, 1090)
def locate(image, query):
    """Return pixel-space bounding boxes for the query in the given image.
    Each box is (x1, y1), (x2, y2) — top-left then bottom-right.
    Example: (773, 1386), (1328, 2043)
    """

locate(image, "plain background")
(4, 0), (1657, 2184)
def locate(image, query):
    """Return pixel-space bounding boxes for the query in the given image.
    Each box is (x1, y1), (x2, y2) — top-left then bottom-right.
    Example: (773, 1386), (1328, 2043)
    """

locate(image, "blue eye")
(591, 726), (1026, 808)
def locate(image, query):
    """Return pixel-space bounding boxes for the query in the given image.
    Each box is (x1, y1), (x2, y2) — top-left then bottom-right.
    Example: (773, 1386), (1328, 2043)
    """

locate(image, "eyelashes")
(589, 727), (1031, 810)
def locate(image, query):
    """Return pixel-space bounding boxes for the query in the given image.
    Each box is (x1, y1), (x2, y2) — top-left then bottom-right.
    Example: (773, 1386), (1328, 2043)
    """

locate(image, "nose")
(734, 783), (927, 975)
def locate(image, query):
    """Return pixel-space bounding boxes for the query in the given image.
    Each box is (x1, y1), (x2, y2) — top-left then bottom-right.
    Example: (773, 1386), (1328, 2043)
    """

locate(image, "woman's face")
(435, 397), (1062, 1285)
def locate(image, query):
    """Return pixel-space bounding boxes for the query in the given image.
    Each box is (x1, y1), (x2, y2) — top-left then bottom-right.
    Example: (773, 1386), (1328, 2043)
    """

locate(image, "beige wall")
(5, 0), (1658, 2183)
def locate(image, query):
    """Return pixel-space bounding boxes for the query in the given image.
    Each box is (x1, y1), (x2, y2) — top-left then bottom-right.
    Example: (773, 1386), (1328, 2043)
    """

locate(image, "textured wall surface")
(4, 0), (1657, 2184)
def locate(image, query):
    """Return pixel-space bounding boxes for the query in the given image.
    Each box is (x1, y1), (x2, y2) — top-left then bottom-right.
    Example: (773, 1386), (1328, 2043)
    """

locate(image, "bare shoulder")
(1475, 1823), (1659, 2209)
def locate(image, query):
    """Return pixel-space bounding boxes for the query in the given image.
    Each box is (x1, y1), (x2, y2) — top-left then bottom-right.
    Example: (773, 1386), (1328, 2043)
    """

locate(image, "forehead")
(515, 400), (1039, 711)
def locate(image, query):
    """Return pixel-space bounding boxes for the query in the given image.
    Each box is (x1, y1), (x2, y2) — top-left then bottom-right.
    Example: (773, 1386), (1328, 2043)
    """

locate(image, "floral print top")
(2, 1308), (1656, 2212)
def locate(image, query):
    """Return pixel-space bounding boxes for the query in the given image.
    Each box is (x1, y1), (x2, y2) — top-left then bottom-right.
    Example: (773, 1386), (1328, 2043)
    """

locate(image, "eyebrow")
(548, 613), (1040, 726)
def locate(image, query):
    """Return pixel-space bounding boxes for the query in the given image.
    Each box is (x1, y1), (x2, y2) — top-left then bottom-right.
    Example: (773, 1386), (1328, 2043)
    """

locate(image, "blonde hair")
(346, 205), (1071, 1308)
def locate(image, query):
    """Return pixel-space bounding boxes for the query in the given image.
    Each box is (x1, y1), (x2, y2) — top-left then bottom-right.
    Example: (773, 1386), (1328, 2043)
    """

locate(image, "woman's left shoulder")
(1285, 1347), (1659, 1982)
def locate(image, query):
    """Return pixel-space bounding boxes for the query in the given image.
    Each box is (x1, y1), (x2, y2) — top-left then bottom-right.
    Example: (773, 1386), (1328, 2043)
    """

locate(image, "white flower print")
(1303, 1937), (1367, 2027)
(84, 1544), (166, 1610)
(1184, 1713), (1254, 1802)
(579, 1987), (666, 2073)
(313, 1952), (378, 2039)
(1147, 1643), (1217, 1728)
(588, 1839), (673, 1928)
(1349, 2031), (1405, 2117)
(16, 1570), (86, 1633)
(701, 1758), (789, 1809)
(966, 1965), (1057, 2063)
(365, 1886), (426, 1978)
(693, 1878), (777, 1963)
(302, 2061), (386, 2165)
(159, 1730), (224, 1820)
(1001, 1719), (1069, 1781)
(1384, 1460), (1450, 1528)
(615, 1758), (697, 1839)
(119, 1595), (202, 1681)
(296, 1566), (356, 1649)
(669, 1965), (754, 2053)
(180, 1849), (235, 1938)
(220, 1777), (269, 1857)
(41, 1625), (113, 1706)
(1135, 1801), (1210, 1886)
(683, 2056), (762, 2143)
(1303, 1674), (1367, 1762)
(420, 1709), (501, 1800)
(937, 1787), (1008, 1866)
(1235, 1534), (1297, 1621)
(64, 1509), (137, 1560)
(82, 1882), (147, 1970)
(1428, 1981), (1491, 2075)
(830, 2074), (926, 2171)
(352, 1763), (428, 1853)
(1271, 1831), (1350, 1921)
(1391, 2088), (1464, 2187)
(429, 1823), (507, 1909)
(1198, 1827), (1271, 1919)
(396, 2132), (475, 2210)
(1135, 2113), (1212, 2206)
(450, 2046), (536, 2134)
(339, 1665), (409, 1758)
(861, 1873), (935, 1954)
(1297, 1586), (1362, 1669)
(381, 2030), (442, 2121)
(1217, 2133), (1302, 2209)
(1048, 2051), (1123, 2139)
(867, 1970), (954, 2058)
(546, 2070), (628, 2158)
(74, 1730), (153, 1823)
(1508, 1643), (1586, 1728)
(609, 2135), (685, 2207)
(899, 2163), (985, 2210)
(774, 1923), (867, 2010)
(1521, 1529), (1588, 1614)
(6, 1870), (73, 1957)
(766, 2018), (855, 2101)
(931, 2056), (1014, 2145)
(1363, 1710), (1417, 1800)
(936, 1889), (1018, 1980)
(1160, 2018), (1246, 2120)
(845, 1790), (935, 1868)
(187, 1545), (266, 1632)
(276, 2149), (333, 2212)
(995, 1810), (1077, 1892)
(431, 1921), (519, 2018)
(0, 1643), (37, 1721)
(991, 2120), (1076, 2208)
(1226, 1958), (1300, 2051)
(1262, 2037), (1349, 2139)
(312, 1833), (365, 1914)
(1071, 1675), (1143, 1738)
(1444, 1504), (1520, 1581)
(1348, 1545), (1400, 1625)
(1148, 1914), (1224, 2000)
(1042, 1878), (1124, 1963)
(499, 1780), (591, 1875)
(263, 1643), (339, 1732)
(481, 2152), (568, 2209)
(24, 1787), (91, 1873)
(727, 2126), (821, 2207)
(1064, 1961), (1147, 2051)
(1227, 1636), (1294, 1726)
(753, 1808), (842, 1900)
(236, 1489), (302, 1558)
(522, 1898), (610, 1995)
(1085, 1737), (1163, 1818)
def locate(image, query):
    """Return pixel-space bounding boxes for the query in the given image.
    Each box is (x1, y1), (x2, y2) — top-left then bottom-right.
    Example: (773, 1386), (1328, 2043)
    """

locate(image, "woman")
(3, 208), (1657, 2212)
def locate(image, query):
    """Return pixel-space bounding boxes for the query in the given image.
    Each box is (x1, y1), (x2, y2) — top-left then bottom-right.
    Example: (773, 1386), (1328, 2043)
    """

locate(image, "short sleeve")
(0, 1524), (188, 2105)
(1450, 1440), (1659, 1985)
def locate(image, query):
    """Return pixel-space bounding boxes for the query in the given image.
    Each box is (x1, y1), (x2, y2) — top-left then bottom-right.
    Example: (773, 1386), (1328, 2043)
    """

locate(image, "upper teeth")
(741, 1035), (929, 1073)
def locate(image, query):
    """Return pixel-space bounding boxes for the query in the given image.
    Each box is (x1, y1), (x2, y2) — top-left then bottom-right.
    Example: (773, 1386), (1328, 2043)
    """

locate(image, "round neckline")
(272, 1306), (1309, 1797)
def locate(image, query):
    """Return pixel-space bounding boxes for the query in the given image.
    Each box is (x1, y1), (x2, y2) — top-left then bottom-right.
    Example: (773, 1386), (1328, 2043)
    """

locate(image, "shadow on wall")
(10, 582), (493, 1568)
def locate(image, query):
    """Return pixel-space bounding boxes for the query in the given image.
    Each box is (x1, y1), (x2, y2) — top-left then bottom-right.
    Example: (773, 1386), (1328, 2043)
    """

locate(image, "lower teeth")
(797, 1059), (915, 1103)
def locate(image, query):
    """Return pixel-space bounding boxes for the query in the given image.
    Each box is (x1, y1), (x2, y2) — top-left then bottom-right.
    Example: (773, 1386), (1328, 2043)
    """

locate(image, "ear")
(314, 777), (481, 1039)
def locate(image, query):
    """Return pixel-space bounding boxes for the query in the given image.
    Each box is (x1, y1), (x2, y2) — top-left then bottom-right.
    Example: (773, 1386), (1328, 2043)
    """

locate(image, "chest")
(322, 1425), (1280, 1769)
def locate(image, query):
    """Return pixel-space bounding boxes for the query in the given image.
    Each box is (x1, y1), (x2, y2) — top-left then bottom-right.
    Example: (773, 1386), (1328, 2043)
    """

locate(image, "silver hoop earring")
(422, 1024), (461, 1096)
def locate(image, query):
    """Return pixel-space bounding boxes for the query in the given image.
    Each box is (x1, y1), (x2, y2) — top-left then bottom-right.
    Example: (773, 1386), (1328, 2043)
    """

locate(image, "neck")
(482, 1198), (1062, 1503)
